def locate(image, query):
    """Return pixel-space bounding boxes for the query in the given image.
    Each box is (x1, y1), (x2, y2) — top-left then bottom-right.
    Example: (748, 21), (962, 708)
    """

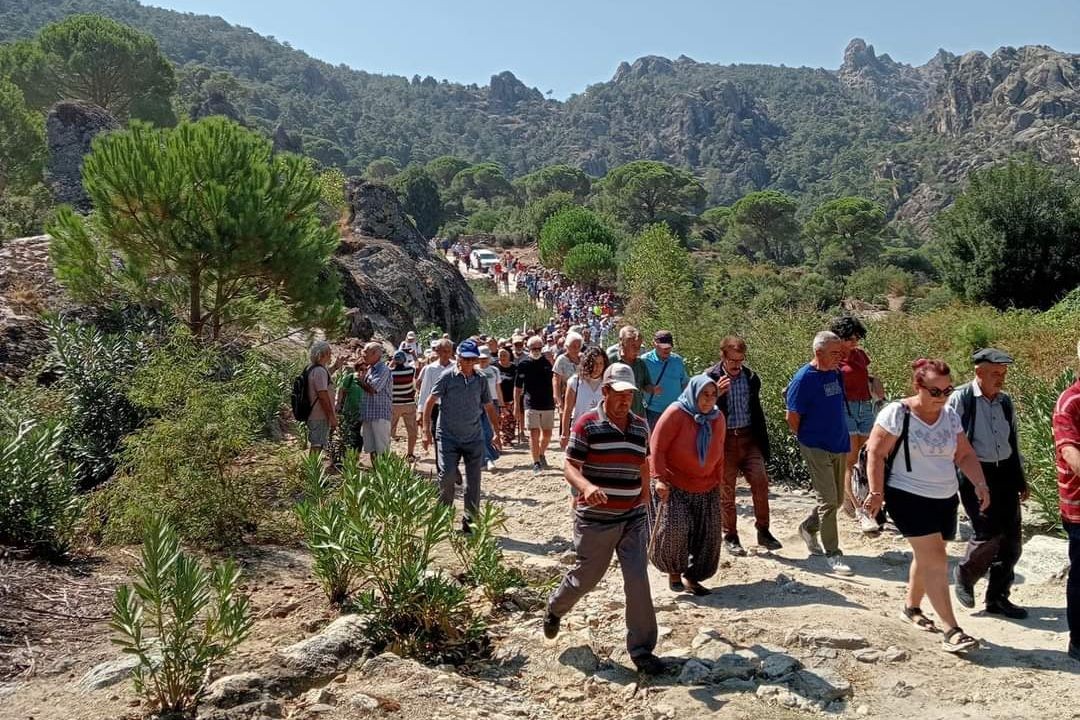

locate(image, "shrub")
(111, 516), (252, 714)
(450, 502), (525, 602)
(1016, 369), (1076, 533)
(538, 206), (617, 269)
(0, 416), (83, 558)
(296, 453), (488, 664)
(561, 242), (616, 289)
(92, 329), (290, 545)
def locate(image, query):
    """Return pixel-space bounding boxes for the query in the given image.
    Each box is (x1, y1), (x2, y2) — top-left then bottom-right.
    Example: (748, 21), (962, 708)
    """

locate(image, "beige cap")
(603, 363), (638, 392)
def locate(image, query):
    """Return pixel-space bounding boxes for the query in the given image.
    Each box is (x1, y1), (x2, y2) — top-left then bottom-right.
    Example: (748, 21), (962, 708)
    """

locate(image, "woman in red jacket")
(648, 374), (726, 595)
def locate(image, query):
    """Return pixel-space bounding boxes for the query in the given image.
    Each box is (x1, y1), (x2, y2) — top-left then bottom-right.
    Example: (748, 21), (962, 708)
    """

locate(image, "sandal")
(668, 576), (685, 592)
(406, 454), (417, 464)
(942, 627), (978, 653)
(901, 606), (938, 632)
(684, 580), (711, 596)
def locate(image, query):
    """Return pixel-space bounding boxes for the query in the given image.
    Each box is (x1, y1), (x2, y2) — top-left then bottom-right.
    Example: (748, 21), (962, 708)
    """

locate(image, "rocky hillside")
(6, 1), (1080, 219)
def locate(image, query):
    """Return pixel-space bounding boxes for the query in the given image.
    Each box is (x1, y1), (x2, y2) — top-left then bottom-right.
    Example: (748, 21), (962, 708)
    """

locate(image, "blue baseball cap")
(457, 339), (481, 359)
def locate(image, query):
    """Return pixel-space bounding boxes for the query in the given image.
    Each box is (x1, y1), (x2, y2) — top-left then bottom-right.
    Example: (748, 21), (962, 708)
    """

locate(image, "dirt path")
(1, 432), (1074, 720)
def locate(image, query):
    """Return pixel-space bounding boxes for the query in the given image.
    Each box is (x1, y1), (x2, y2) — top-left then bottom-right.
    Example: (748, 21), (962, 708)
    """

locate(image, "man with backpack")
(949, 348), (1029, 620)
(294, 341), (338, 455)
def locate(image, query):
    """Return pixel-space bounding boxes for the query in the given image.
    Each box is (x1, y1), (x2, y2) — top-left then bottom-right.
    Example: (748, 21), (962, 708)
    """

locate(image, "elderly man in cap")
(950, 348), (1029, 619)
(356, 342), (393, 460)
(399, 331), (421, 362)
(544, 363), (662, 676)
(642, 330), (690, 428)
(422, 339), (501, 534)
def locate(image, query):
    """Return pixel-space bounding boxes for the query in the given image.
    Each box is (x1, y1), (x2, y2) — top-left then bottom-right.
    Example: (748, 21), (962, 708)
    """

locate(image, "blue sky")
(149, 0), (1080, 98)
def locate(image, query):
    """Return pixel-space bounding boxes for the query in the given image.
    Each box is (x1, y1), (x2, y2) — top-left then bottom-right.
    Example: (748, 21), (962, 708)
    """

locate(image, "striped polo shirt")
(567, 404), (650, 521)
(391, 365), (416, 405)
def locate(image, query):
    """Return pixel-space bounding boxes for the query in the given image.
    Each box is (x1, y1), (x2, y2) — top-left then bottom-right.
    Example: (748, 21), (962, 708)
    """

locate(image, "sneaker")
(825, 553), (854, 576)
(1069, 642), (1080, 661)
(756, 528), (783, 551)
(953, 566), (975, 609)
(542, 610), (561, 639)
(631, 653), (665, 676)
(486, 459), (497, 472)
(942, 627), (978, 653)
(855, 507), (882, 534)
(724, 537), (747, 557)
(532, 461), (542, 474)
(986, 599), (1029, 620)
(540, 455), (550, 469)
(459, 519), (473, 536)
(799, 520), (825, 556)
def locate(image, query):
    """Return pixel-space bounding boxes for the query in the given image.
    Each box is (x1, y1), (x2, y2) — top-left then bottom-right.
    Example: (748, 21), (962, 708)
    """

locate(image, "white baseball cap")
(603, 363), (638, 392)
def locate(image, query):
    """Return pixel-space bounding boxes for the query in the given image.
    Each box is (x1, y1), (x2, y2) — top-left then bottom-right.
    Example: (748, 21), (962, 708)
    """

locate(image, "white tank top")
(570, 375), (604, 422)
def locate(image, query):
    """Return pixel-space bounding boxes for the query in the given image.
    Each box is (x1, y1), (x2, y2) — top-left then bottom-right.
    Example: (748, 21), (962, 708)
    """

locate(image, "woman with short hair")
(647, 375), (726, 595)
(864, 358), (991, 653)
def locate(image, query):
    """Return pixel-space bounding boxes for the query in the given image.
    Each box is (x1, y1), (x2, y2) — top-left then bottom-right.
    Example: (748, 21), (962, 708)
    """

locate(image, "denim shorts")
(845, 400), (875, 436)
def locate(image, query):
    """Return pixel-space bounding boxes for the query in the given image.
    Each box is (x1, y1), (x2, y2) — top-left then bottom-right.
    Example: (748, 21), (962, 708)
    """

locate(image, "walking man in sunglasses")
(949, 348), (1029, 620)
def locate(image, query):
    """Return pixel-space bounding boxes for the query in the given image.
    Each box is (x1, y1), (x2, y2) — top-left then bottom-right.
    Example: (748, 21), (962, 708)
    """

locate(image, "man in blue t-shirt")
(641, 330), (690, 428)
(786, 330), (853, 576)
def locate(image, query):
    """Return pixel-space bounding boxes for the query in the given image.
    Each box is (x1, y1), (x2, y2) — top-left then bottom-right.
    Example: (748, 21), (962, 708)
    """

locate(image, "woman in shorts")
(863, 358), (991, 653)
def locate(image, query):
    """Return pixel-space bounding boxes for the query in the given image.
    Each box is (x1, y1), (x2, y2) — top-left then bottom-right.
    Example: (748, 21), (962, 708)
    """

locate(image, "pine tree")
(49, 117), (342, 339)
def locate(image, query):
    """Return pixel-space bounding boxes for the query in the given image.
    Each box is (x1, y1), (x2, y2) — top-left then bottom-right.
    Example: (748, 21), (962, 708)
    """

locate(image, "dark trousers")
(957, 462), (1023, 603)
(436, 433), (484, 522)
(429, 404), (441, 469)
(1066, 519), (1079, 647)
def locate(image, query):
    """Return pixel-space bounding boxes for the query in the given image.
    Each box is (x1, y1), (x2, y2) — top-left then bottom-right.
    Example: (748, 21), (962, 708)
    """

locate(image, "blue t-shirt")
(786, 363), (850, 454)
(642, 350), (690, 414)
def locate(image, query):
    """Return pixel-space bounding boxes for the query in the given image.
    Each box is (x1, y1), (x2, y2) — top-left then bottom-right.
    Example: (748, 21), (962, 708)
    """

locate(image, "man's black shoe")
(723, 537), (747, 557)
(953, 566), (975, 609)
(757, 528), (783, 551)
(986, 599), (1028, 620)
(542, 610), (561, 639)
(1068, 642), (1080, 662)
(632, 653), (665, 676)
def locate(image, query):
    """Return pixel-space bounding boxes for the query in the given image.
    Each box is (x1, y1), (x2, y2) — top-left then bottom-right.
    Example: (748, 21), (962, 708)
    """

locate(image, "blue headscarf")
(676, 374), (721, 466)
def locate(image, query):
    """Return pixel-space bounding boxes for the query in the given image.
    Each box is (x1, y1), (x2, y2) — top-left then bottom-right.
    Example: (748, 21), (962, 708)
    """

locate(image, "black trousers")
(957, 461), (1023, 603)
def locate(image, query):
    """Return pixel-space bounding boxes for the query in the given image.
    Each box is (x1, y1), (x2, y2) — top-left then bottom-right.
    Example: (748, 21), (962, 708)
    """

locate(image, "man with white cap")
(544, 363), (662, 676)
(399, 331), (421, 362)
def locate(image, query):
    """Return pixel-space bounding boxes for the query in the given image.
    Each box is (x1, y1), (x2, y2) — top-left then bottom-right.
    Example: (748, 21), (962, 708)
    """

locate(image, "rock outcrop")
(44, 101), (119, 212)
(190, 90), (244, 123)
(838, 38), (945, 114)
(335, 180), (481, 340)
(487, 71), (543, 111)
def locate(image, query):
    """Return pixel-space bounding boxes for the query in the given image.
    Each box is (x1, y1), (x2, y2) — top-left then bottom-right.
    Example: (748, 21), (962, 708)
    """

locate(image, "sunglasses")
(919, 383), (955, 398)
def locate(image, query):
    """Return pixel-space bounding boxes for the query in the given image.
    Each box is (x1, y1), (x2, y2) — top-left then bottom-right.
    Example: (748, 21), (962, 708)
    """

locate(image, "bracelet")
(868, 491), (883, 497)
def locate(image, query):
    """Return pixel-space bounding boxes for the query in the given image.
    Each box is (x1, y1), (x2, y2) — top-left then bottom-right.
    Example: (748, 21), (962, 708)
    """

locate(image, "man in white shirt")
(417, 338), (456, 464)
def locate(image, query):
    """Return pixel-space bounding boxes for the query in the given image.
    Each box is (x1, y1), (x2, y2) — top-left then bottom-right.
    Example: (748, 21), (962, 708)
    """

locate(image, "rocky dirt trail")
(1, 434), (1075, 720)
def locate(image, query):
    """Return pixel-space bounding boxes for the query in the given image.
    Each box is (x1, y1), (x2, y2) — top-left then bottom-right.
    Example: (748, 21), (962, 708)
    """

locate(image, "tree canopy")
(538, 206), (617, 269)
(516, 164), (591, 202)
(49, 116), (342, 339)
(450, 162), (515, 204)
(390, 165), (442, 238)
(729, 190), (802, 265)
(935, 159), (1080, 310)
(596, 160), (706, 234)
(562, 242), (615, 289)
(0, 78), (43, 195)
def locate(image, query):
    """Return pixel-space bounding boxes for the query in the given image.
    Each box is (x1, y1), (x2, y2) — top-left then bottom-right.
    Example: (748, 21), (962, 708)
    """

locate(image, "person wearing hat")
(417, 338), (456, 468)
(949, 348), (1029, 619)
(477, 347), (502, 472)
(399, 331), (421, 362)
(422, 339), (501, 534)
(389, 350), (419, 462)
(642, 330), (690, 429)
(544, 363), (663, 676)
(515, 335), (557, 473)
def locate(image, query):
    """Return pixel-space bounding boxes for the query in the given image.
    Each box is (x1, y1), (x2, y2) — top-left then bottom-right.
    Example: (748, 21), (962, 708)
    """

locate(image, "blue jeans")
(1066, 519), (1079, 647)
(436, 433), (484, 521)
(481, 412), (500, 463)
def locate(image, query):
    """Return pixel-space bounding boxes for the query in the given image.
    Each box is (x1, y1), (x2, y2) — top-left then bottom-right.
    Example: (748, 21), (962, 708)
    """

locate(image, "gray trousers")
(436, 433), (483, 521)
(799, 444), (846, 555)
(549, 509), (658, 660)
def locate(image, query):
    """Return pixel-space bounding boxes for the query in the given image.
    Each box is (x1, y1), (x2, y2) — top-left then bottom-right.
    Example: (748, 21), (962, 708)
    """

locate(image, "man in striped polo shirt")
(1052, 339), (1080, 662)
(389, 351), (419, 462)
(544, 363), (663, 676)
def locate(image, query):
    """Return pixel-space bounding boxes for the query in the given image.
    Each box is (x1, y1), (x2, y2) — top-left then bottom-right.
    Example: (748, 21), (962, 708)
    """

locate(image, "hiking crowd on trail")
(294, 276), (1080, 672)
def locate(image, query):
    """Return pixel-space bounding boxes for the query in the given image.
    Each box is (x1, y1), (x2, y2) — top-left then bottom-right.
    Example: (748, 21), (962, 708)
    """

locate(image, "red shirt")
(840, 348), (872, 402)
(1053, 379), (1080, 524)
(649, 405), (726, 493)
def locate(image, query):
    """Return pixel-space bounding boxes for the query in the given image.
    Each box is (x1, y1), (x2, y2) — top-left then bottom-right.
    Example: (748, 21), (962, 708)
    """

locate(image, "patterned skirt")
(647, 481), (723, 583)
(499, 403), (517, 444)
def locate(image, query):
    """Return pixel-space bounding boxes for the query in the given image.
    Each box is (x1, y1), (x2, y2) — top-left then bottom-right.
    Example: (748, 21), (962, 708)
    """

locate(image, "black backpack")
(851, 402), (911, 505)
(290, 364), (321, 423)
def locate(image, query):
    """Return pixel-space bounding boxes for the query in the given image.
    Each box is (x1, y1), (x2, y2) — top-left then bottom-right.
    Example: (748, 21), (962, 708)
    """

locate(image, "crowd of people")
(295, 291), (1080, 674)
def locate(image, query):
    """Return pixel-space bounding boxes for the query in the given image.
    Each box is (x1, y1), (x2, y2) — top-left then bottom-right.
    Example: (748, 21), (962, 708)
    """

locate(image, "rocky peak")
(613, 55), (677, 83)
(45, 101), (119, 213)
(487, 71), (543, 111)
(838, 38), (933, 114)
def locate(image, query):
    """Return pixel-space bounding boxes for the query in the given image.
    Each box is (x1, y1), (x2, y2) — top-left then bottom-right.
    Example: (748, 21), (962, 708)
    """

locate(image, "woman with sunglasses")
(864, 358), (991, 653)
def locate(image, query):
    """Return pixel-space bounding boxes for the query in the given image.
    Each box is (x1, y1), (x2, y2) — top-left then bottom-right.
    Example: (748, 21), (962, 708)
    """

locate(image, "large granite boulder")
(45, 101), (119, 212)
(335, 180), (481, 340)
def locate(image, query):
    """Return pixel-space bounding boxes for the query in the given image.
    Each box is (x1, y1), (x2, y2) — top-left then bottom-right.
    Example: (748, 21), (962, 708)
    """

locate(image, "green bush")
(296, 453), (488, 664)
(1017, 369), (1076, 533)
(92, 329), (290, 545)
(111, 516), (252, 714)
(0, 416), (83, 558)
(450, 502), (525, 601)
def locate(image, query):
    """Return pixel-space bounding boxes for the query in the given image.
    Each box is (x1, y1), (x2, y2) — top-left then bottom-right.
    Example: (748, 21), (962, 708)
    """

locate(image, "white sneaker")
(486, 460), (497, 472)
(826, 554), (854, 576)
(856, 507), (882, 534)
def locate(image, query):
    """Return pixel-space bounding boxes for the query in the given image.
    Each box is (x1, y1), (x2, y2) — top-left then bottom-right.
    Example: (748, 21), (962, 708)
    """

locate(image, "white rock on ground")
(1015, 535), (1071, 584)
